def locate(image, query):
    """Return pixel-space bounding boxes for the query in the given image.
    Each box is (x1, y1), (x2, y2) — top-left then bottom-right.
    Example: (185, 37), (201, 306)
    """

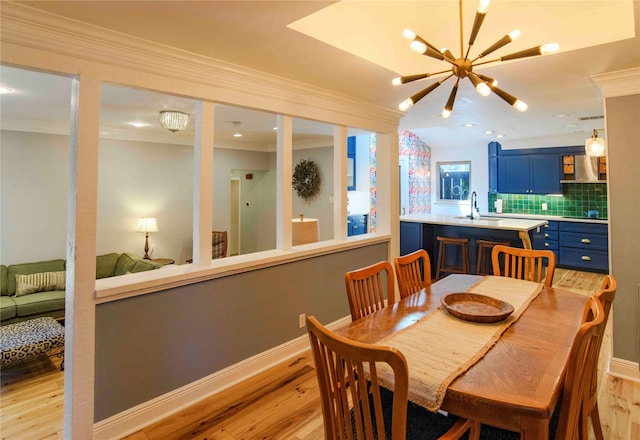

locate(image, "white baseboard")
(93, 315), (352, 440)
(608, 357), (640, 383)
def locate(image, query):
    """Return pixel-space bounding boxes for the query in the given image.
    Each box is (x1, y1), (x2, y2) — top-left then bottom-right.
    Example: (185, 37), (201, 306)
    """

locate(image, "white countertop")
(480, 213), (608, 224)
(400, 213), (547, 231)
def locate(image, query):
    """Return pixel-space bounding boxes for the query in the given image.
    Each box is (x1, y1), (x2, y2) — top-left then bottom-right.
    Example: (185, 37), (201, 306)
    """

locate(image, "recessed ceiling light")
(233, 133), (243, 137)
(273, 126), (278, 130)
(497, 134), (506, 138)
(463, 123), (475, 128)
(0, 86), (14, 94)
(553, 113), (569, 118)
(484, 130), (494, 135)
(565, 123), (578, 128)
(129, 121), (147, 128)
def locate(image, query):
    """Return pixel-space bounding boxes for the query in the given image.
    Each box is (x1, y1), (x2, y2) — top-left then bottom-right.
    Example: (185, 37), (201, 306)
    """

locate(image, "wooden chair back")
(394, 249), (431, 299)
(306, 316), (479, 440)
(583, 275), (617, 440)
(555, 297), (606, 440)
(212, 230), (228, 259)
(491, 245), (556, 287)
(306, 315), (409, 439)
(345, 261), (395, 321)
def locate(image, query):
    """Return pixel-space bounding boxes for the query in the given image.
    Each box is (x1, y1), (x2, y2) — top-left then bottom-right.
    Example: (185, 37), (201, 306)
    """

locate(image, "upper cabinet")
(347, 136), (356, 191)
(498, 154), (561, 194)
(489, 142), (587, 195)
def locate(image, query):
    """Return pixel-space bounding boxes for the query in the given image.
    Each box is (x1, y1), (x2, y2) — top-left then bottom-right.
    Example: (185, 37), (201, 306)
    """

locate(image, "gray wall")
(292, 146), (335, 241)
(94, 242), (389, 421)
(607, 93), (640, 363)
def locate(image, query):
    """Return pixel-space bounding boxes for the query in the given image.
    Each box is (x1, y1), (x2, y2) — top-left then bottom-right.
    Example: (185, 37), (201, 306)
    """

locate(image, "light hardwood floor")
(1, 269), (638, 439)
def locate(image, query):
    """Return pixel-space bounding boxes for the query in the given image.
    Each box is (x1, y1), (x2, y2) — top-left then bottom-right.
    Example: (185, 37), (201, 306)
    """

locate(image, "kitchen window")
(437, 161), (471, 202)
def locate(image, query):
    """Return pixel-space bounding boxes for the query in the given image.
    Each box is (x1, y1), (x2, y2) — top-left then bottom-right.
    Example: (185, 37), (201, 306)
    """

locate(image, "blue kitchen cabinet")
(400, 221), (423, 256)
(347, 136), (356, 191)
(558, 222), (608, 272)
(347, 213), (367, 236)
(498, 154), (561, 194)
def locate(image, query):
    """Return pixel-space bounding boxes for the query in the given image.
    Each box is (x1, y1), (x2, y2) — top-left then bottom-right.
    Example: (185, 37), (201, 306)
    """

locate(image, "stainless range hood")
(561, 155), (606, 183)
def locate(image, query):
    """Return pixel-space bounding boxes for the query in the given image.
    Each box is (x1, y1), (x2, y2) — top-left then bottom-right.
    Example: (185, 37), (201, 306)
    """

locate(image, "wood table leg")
(519, 230), (532, 249)
(521, 417), (549, 439)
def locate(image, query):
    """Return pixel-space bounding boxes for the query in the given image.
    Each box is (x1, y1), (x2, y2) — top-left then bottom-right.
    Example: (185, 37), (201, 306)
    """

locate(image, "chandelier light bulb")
(392, 77), (402, 86)
(399, 98), (414, 111)
(478, 0), (491, 14)
(403, 29), (416, 40)
(540, 43), (560, 55)
(509, 29), (521, 40)
(410, 40), (427, 53)
(441, 109), (452, 118)
(514, 100), (528, 112)
(476, 82), (491, 96)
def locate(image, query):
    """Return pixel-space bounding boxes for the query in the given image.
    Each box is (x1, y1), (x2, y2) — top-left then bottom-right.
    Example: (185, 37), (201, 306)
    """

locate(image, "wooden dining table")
(334, 274), (589, 439)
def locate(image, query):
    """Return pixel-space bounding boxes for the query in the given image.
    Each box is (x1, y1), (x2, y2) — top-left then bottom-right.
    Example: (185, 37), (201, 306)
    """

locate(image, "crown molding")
(0, 2), (402, 133)
(592, 67), (640, 98)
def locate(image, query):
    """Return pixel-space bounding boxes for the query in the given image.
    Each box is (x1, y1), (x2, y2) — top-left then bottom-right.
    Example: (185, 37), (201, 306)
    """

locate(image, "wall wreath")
(292, 158), (320, 200)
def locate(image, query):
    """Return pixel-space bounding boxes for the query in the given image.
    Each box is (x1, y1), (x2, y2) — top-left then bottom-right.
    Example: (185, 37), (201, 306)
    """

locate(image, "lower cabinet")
(347, 214), (368, 237)
(558, 222), (609, 272)
(534, 220), (559, 253)
(400, 221), (423, 256)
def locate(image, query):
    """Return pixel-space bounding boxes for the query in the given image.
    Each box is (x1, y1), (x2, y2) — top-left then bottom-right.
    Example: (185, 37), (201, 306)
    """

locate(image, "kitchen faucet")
(470, 191), (480, 219)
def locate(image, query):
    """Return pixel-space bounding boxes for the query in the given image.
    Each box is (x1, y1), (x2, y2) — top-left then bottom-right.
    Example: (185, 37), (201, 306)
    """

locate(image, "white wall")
(0, 130), (69, 264)
(1, 131), (281, 265)
(96, 138), (194, 263)
(430, 143), (489, 217)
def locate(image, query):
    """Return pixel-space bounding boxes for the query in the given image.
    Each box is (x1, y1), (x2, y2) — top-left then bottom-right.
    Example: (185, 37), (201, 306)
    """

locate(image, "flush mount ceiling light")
(585, 129), (606, 157)
(158, 110), (189, 133)
(393, 0), (559, 117)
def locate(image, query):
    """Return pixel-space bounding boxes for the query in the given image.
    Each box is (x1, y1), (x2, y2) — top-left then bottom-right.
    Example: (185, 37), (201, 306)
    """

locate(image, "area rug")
(351, 387), (559, 439)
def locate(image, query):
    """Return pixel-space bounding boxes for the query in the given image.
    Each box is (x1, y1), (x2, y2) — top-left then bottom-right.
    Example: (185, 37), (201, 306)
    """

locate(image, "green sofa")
(0, 252), (161, 326)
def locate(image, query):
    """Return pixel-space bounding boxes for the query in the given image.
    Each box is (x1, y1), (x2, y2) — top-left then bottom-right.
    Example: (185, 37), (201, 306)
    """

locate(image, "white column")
(193, 101), (214, 264)
(277, 115), (293, 250)
(334, 126), (348, 239)
(65, 74), (100, 439)
(375, 131), (400, 260)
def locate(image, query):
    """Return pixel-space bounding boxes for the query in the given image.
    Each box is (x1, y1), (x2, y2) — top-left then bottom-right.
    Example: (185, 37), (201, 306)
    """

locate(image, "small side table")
(152, 258), (175, 266)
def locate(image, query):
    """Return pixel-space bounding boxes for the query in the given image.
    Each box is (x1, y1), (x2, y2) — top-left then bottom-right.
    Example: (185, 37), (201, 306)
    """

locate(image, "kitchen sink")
(455, 215), (503, 222)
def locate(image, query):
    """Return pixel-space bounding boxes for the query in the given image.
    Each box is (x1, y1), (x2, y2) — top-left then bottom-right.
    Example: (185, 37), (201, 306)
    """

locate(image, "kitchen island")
(400, 213), (547, 275)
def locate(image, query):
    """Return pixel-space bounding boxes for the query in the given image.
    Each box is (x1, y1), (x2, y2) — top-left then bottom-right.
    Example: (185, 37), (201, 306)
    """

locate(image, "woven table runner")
(374, 275), (543, 412)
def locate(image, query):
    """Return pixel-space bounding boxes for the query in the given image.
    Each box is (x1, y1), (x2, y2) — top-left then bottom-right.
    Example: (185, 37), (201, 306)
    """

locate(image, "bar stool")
(436, 236), (470, 280)
(476, 240), (510, 275)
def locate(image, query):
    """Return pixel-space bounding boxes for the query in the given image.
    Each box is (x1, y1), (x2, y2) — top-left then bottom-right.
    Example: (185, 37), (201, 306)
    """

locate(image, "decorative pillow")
(14, 271), (66, 297)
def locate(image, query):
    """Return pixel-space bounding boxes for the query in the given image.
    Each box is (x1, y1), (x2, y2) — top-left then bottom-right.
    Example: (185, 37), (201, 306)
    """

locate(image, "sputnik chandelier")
(394, 0), (559, 117)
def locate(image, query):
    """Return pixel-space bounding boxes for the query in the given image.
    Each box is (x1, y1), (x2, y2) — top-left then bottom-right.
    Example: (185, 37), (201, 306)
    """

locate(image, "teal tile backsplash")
(488, 183), (607, 218)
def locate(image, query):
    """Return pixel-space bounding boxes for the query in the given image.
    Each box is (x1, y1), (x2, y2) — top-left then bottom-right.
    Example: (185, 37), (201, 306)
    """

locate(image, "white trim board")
(609, 357), (640, 383)
(93, 315), (352, 440)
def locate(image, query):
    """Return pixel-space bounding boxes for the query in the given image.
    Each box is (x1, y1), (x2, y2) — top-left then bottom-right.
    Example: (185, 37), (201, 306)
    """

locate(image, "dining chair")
(491, 245), (556, 287)
(394, 249), (431, 299)
(306, 315), (480, 440)
(212, 230), (228, 259)
(345, 261), (396, 321)
(555, 296), (606, 440)
(583, 275), (617, 440)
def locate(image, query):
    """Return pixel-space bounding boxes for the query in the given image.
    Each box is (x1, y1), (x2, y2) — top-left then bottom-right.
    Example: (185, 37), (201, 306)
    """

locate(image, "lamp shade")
(135, 217), (158, 233)
(159, 110), (189, 133)
(585, 136), (606, 157)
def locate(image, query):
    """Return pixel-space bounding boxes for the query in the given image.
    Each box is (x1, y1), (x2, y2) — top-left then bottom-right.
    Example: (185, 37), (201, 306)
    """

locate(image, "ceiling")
(1, 0), (639, 150)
